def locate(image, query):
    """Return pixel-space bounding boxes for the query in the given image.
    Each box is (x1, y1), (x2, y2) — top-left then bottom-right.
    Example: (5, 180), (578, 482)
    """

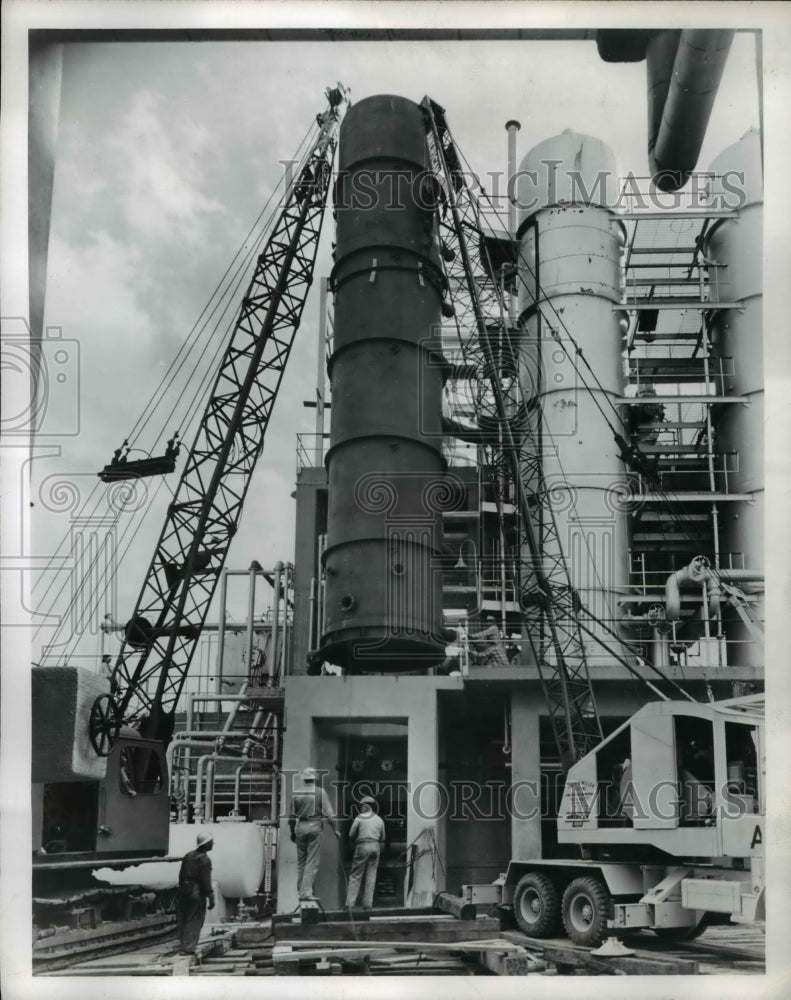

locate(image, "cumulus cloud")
(108, 88), (226, 244)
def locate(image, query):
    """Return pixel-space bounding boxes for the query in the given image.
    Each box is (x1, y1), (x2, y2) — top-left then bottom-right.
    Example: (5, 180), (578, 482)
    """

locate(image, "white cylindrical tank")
(703, 129), (763, 667)
(515, 132), (632, 668)
(94, 822), (267, 899)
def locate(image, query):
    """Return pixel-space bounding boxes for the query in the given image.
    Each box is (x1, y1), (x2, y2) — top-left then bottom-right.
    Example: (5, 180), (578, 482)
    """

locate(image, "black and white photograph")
(2, 1), (790, 995)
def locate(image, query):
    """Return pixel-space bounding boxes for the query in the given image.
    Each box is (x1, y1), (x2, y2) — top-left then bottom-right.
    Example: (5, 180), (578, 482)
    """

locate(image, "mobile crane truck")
(461, 695), (764, 946)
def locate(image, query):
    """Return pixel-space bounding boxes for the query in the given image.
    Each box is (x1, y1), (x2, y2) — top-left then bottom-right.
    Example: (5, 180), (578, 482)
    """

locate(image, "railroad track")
(33, 913), (178, 974)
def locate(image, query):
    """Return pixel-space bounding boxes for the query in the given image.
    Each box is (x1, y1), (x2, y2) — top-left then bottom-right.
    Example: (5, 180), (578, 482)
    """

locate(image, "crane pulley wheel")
(89, 694), (121, 757)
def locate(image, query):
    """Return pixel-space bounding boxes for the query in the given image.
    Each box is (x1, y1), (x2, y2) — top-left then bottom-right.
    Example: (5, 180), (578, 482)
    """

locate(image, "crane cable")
(124, 117), (319, 448)
(472, 174), (743, 598)
(34, 117), (324, 658)
(448, 136), (726, 699)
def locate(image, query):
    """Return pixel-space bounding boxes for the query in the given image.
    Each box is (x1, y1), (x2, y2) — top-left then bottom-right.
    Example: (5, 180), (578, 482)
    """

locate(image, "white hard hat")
(302, 767), (317, 782)
(196, 832), (214, 848)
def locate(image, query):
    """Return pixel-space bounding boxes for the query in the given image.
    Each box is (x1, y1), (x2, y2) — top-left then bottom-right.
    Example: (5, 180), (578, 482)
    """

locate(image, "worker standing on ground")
(176, 832), (215, 954)
(345, 796), (386, 909)
(289, 767), (340, 902)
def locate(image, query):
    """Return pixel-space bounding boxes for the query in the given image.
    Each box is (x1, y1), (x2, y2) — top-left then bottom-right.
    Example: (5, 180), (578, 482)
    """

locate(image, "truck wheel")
(561, 876), (612, 947)
(513, 872), (560, 937)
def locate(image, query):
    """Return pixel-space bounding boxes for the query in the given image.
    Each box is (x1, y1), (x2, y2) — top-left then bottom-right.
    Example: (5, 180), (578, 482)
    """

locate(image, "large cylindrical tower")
(319, 95), (451, 672)
(704, 129), (763, 667)
(515, 131), (632, 667)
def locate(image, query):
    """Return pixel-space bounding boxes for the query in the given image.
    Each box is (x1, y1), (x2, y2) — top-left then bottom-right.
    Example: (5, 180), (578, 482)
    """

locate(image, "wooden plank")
(476, 943), (546, 976)
(503, 931), (700, 976)
(274, 916), (500, 944)
(273, 944), (390, 974)
(279, 936), (526, 954)
(172, 956), (193, 976)
(234, 923), (274, 945)
(434, 892), (477, 921)
(272, 905), (437, 925)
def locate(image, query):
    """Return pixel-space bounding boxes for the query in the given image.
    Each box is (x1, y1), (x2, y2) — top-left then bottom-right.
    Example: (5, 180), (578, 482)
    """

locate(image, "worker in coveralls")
(345, 796), (386, 909)
(471, 613), (510, 668)
(289, 767), (340, 901)
(176, 832), (215, 954)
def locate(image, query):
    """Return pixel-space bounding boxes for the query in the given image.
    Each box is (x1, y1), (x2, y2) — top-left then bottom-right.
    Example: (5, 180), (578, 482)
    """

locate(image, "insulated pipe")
(282, 563), (292, 676)
(168, 738), (253, 780)
(215, 569), (229, 691)
(269, 562), (282, 682)
(206, 759), (216, 823)
(246, 563), (259, 679)
(664, 557), (721, 622)
(193, 751), (271, 821)
(649, 29), (735, 190)
(505, 120), (521, 239)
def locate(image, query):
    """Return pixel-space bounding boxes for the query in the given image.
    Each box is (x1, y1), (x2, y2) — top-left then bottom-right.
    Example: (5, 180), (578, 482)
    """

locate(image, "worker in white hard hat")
(345, 796), (386, 909)
(176, 831), (215, 954)
(289, 767), (340, 901)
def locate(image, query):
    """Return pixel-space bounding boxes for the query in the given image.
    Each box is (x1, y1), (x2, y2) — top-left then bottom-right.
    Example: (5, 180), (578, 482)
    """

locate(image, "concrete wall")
(277, 674), (746, 908)
(276, 674), (462, 912)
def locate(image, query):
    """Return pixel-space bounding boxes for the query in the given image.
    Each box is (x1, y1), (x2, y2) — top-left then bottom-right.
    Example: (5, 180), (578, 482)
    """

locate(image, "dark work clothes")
(176, 847), (214, 953)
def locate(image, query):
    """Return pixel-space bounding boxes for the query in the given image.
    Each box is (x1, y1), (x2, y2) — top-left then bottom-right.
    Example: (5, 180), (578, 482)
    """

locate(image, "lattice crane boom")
(108, 87), (347, 745)
(421, 95), (602, 769)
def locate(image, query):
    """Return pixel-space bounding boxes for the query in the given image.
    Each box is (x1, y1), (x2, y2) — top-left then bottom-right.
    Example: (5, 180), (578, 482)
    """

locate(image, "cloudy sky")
(31, 27), (761, 666)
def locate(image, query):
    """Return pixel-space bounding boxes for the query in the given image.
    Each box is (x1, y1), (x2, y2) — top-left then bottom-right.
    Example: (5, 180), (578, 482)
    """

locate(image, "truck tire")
(513, 872), (561, 937)
(561, 875), (612, 947)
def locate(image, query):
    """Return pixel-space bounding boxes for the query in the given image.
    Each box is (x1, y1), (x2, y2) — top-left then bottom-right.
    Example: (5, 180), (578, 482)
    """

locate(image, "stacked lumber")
(272, 914), (546, 976)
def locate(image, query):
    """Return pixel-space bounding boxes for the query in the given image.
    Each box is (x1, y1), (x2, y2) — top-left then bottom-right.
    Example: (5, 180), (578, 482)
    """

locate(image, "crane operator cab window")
(724, 721), (760, 815)
(595, 724), (633, 827)
(674, 715), (715, 826)
(118, 745), (163, 797)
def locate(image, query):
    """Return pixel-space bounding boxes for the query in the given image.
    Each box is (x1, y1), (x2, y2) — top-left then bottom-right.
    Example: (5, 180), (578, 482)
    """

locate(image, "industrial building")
(277, 92), (763, 912)
(24, 26), (769, 977)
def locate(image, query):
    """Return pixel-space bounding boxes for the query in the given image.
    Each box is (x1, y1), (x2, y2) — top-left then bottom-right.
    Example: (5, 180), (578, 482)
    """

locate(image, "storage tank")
(703, 129), (763, 667)
(318, 95), (451, 672)
(515, 131), (632, 667)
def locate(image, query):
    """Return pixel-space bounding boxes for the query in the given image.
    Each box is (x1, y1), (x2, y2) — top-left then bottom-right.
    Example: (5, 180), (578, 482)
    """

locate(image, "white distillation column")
(703, 128), (763, 669)
(515, 131), (633, 669)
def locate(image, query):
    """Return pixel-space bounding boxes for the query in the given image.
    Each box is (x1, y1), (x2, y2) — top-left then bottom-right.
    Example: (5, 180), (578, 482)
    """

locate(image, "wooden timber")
(274, 914), (501, 944)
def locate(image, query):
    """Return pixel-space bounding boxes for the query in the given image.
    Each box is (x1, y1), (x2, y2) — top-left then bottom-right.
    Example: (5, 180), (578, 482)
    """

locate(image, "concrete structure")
(275, 108), (764, 913)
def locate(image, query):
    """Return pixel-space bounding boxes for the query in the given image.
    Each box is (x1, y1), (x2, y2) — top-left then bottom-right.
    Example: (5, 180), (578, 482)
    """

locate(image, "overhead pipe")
(664, 556), (722, 622)
(505, 119), (521, 240)
(193, 751), (274, 822)
(648, 29), (735, 190)
(246, 561), (262, 682)
(215, 568), (229, 691)
(269, 562), (283, 682)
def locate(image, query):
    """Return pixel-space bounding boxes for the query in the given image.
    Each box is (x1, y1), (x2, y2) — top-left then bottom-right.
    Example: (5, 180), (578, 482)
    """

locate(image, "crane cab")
(558, 695), (764, 861)
(33, 734), (170, 864)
